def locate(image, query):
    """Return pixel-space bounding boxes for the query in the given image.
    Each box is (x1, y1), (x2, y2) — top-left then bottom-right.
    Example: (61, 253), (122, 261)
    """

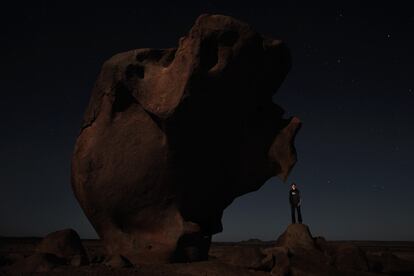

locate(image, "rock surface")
(103, 254), (133, 268)
(379, 250), (414, 274)
(271, 224), (335, 275)
(71, 13), (301, 264)
(333, 244), (369, 272)
(275, 224), (317, 251)
(262, 246), (290, 276)
(7, 253), (66, 273)
(209, 246), (267, 269)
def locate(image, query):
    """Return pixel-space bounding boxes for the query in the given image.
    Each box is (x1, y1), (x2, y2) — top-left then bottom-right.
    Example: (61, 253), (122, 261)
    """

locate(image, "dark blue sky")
(1, 1), (413, 241)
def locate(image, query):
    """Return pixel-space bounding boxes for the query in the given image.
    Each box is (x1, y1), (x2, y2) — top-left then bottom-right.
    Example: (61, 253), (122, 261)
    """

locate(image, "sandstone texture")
(71, 13), (301, 264)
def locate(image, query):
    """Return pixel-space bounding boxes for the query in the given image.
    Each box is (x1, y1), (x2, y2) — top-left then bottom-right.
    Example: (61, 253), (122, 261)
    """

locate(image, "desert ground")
(1, 224), (414, 275)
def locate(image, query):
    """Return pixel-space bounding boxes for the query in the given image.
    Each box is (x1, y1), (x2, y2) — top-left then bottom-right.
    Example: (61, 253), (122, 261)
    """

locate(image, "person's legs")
(291, 205), (296, 223)
(297, 206), (302, 223)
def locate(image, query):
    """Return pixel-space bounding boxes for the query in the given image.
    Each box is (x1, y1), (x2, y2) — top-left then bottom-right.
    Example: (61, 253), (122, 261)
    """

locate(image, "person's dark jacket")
(289, 188), (301, 206)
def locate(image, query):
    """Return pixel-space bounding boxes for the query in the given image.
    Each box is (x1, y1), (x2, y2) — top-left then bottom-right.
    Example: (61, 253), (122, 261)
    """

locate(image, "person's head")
(291, 183), (296, 190)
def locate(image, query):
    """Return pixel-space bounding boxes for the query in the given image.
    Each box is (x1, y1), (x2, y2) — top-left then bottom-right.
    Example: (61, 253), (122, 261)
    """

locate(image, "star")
(386, 34), (391, 38)
(337, 58), (342, 64)
(336, 10), (344, 20)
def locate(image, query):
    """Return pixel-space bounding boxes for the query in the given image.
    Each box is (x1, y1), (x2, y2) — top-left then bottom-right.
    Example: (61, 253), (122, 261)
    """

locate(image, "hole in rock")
(199, 36), (218, 71)
(212, 177), (290, 242)
(112, 83), (136, 113)
(218, 30), (239, 47)
(125, 64), (145, 79)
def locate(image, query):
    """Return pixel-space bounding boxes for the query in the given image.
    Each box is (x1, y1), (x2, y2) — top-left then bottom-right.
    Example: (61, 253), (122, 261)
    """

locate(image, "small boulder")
(104, 254), (133, 268)
(36, 228), (89, 265)
(70, 254), (89, 267)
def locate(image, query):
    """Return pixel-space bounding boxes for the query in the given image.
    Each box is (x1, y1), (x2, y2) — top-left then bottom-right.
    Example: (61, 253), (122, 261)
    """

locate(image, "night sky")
(1, 1), (413, 242)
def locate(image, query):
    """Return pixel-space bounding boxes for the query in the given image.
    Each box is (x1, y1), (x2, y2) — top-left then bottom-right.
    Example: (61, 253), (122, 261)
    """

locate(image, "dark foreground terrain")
(1, 224), (413, 276)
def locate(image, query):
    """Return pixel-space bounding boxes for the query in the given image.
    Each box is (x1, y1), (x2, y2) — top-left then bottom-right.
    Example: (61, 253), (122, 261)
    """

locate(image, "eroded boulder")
(71, 13), (301, 264)
(36, 228), (89, 265)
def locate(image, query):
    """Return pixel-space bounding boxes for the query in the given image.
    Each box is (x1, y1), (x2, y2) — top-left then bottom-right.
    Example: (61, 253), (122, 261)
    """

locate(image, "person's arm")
(289, 191), (293, 205)
(297, 190), (302, 206)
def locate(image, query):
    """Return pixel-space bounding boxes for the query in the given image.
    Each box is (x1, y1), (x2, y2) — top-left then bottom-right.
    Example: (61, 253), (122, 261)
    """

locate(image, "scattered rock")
(70, 254), (89, 267)
(6, 252), (66, 273)
(36, 228), (89, 265)
(210, 246), (266, 270)
(104, 254), (133, 268)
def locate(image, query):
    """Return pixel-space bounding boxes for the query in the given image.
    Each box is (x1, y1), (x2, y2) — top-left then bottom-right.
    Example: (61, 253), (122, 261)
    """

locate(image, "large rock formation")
(71, 13), (301, 265)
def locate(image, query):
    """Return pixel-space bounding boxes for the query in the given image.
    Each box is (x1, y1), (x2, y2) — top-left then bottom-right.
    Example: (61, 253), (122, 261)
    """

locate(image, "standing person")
(289, 183), (302, 224)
